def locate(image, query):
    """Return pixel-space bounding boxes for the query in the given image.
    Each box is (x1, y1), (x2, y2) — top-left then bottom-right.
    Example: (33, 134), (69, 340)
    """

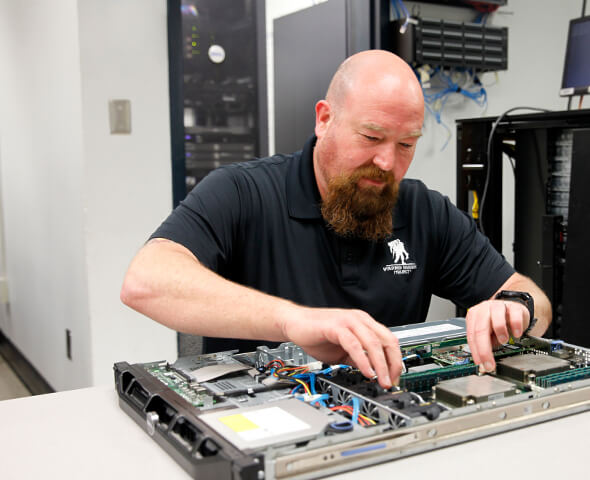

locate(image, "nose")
(372, 144), (395, 172)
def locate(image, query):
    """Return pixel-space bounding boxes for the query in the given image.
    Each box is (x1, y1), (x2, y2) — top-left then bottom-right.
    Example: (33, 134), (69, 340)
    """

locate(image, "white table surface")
(0, 385), (588, 479)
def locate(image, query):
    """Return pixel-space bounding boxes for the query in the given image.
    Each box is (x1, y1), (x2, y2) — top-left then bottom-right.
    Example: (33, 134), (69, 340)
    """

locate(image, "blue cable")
(291, 365), (353, 406)
(391, 0), (411, 33)
(310, 393), (329, 407)
(309, 373), (317, 395)
(402, 354), (420, 361)
(390, 0), (400, 19)
(396, 0), (409, 17)
(424, 99), (452, 151)
(439, 119), (453, 151)
(351, 397), (360, 425)
(329, 420), (354, 432)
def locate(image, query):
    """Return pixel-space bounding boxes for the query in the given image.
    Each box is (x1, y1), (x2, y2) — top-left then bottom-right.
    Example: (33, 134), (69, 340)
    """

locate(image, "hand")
(466, 299), (531, 373)
(281, 306), (402, 389)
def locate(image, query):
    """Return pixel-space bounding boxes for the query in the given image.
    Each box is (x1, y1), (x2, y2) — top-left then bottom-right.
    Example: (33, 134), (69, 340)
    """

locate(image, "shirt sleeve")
(430, 190), (515, 308)
(149, 166), (243, 274)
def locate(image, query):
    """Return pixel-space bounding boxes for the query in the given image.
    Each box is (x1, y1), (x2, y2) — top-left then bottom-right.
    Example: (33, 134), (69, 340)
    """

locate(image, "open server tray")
(114, 319), (590, 479)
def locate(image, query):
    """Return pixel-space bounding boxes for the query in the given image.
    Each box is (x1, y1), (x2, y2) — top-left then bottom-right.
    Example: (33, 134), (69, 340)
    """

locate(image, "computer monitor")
(560, 16), (590, 97)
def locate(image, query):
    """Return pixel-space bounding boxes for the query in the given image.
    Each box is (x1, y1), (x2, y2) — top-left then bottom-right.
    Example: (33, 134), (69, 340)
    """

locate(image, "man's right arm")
(120, 237), (402, 388)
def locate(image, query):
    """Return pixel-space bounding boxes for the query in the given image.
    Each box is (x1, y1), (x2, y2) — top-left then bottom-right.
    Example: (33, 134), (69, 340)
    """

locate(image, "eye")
(400, 142), (414, 149)
(362, 134), (379, 142)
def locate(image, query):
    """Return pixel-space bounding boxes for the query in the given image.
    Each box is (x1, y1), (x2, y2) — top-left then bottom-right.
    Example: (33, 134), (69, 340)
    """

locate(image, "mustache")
(347, 165), (396, 184)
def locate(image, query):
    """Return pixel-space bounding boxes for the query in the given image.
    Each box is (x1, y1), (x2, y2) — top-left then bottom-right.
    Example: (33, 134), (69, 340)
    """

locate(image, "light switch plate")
(109, 99), (131, 134)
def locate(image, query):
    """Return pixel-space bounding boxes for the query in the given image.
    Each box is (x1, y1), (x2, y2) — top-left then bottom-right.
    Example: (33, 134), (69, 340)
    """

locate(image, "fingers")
(334, 312), (401, 389)
(333, 328), (377, 379)
(490, 301), (510, 344)
(505, 302), (527, 338)
(358, 315), (402, 388)
(466, 300), (530, 373)
(473, 306), (495, 372)
(359, 336), (391, 388)
(466, 309), (479, 365)
(384, 339), (403, 385)
(291, 308), (403, 388)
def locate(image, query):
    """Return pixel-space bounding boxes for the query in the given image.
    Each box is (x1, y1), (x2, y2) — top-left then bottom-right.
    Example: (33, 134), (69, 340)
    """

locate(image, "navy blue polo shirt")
(152, 136), (514, 353)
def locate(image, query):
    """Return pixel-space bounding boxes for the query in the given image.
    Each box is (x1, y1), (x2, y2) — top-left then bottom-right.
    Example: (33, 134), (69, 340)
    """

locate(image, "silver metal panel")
(199, 398), (334, 450)
(390, 318), (466, 346)
(272, 385), (590, 479)
(498, 353), (570, 373)
(435, 375), (517, 406)
(497, 353), (571, 382)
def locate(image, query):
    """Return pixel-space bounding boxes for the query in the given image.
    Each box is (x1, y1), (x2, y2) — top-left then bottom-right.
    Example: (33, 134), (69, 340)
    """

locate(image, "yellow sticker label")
(219, 414), (259, 432)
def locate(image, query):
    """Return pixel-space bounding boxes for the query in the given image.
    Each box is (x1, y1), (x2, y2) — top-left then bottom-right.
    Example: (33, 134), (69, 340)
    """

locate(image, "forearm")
(121, 239), (295, 342)
(494, 272), (552, 336)
(122, 239), (404, 388)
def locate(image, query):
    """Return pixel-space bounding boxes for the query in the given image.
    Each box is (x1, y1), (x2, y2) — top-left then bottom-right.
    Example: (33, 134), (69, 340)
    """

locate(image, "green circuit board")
(147, 364), (214, 407)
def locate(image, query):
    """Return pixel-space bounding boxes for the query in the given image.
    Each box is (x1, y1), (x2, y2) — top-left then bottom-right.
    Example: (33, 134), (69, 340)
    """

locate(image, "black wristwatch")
(494, 290), (537, 335)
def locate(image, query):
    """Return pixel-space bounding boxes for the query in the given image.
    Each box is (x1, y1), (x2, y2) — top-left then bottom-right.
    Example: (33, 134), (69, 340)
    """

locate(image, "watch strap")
(494, 290), (536, 336)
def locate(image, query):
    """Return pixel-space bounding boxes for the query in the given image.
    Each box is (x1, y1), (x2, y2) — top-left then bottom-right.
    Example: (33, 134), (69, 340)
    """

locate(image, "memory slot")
(535, 366), (590, 388)
(400, 364), (477, 392)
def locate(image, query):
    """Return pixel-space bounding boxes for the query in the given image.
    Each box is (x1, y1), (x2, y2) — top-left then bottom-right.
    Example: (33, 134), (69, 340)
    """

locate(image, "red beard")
(321, 165), (399, 241)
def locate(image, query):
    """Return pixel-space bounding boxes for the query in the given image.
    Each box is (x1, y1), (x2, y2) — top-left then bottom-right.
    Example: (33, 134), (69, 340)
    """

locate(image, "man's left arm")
(465, 272), (552, 373)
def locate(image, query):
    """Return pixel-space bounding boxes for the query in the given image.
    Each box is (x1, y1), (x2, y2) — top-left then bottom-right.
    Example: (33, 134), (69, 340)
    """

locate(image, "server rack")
(167, 0), (268, 207)
(456, 110), (590, 345)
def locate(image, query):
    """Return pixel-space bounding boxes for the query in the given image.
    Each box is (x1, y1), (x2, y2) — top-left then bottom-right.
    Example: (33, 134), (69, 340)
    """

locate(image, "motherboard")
(114, 319), (590, 479)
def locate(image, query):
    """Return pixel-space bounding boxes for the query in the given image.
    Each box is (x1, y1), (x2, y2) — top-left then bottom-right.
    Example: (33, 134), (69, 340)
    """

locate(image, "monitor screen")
(560, 16), (590, 96)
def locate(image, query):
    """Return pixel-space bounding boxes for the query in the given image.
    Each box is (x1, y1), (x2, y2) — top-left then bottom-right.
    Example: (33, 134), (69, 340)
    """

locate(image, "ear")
(314, 100), (332, 139)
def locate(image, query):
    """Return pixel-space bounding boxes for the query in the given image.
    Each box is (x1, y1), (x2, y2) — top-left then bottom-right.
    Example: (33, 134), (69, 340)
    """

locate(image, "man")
(121, 50), (551, 389)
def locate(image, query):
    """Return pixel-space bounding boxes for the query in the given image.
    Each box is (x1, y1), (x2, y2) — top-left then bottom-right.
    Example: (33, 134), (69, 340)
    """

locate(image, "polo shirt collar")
(286, 136), (323, 220)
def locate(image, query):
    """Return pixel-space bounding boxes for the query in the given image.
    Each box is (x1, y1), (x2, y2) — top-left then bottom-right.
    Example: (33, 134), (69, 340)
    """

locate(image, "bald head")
(313, 49), (425, 210)
(325, 50), (423, 115)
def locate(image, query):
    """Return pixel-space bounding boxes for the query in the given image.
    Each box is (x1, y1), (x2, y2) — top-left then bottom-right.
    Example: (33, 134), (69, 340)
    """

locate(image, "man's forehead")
(360, 121), (423, 138)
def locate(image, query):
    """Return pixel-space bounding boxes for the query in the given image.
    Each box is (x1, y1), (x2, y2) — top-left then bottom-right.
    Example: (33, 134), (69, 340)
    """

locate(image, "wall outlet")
(108, 99), (132, 134)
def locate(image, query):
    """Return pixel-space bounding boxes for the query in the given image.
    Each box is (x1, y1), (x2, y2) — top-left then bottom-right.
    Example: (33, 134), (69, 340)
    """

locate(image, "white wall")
(0, 0), (176, 390)
(0, 0), (93, 389)
(78, 0), (176, 386)
(266, 0), (583, 321)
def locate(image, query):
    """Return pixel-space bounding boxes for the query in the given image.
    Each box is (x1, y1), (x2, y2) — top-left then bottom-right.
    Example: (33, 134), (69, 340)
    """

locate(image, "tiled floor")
(0, 353), (32, 401)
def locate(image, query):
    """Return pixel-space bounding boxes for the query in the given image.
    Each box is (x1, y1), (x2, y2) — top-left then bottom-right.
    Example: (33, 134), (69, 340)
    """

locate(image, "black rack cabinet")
(456, 110), (590, 345)
(168, 0), (267, 206)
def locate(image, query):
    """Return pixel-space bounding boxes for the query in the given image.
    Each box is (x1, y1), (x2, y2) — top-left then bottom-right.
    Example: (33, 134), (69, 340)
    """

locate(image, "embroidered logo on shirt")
(383, 239), (417, 275)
